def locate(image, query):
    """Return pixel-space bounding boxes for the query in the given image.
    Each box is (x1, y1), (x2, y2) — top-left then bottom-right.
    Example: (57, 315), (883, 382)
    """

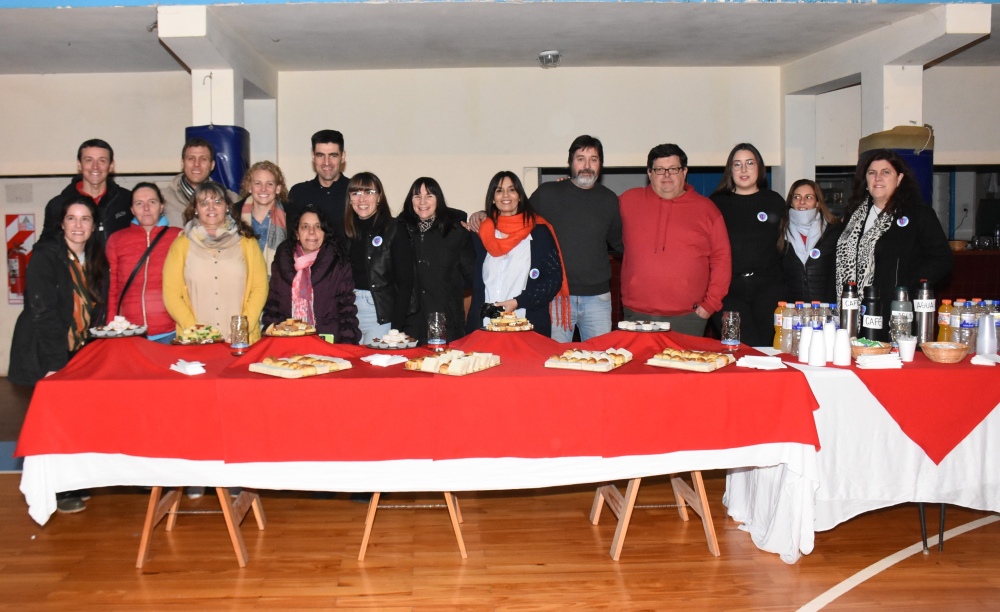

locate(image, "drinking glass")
(721, 311), (740, 352)
(230, 315), (250, 356)
(427, 312), (448, 352)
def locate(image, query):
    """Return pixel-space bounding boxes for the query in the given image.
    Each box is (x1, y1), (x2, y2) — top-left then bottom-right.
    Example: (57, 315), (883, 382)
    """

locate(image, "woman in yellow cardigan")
(163, 181), (268, 343)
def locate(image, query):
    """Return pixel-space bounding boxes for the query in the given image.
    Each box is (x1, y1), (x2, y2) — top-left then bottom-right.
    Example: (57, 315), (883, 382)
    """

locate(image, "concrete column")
(192, 68), (243, 127)
(778, 94), (817, 196)
(159, 5), (276, 129)
(861, 64), (923, 137)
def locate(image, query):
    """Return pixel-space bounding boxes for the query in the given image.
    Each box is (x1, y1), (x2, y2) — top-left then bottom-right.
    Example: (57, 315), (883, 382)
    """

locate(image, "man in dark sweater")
(287, 129), (350, 231)
(530, 135), (624, 341)
(41, 139), (132, 243)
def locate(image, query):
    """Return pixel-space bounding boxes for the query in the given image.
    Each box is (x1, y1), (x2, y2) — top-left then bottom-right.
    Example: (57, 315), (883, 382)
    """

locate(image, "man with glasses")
(160, 137), (236, 228)
(42, 139), (133, 242)
(528, 135), (623, 341)
(288, 129), (349, 231)
(618, 143), (731, 336)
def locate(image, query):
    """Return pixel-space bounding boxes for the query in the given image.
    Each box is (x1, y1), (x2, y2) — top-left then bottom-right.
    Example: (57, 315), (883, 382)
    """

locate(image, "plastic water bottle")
(937, 299), (953, 342)
(773, 301), (786, 351)
(959, 300), (978, 349)
(780, 302), (795, 354)
(913, 280), (936, 345)
(861, 286), (884, 342)
(991, 299), (1000, 346)
(840, 282), (860, 337)
(950, 300), (965, 343)
(790, 302), (804, 356)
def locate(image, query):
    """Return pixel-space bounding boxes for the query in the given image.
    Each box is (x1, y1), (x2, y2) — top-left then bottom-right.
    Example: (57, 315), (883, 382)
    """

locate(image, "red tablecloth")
(16, 330), (820, 464)
(850, 353), (1000, 464)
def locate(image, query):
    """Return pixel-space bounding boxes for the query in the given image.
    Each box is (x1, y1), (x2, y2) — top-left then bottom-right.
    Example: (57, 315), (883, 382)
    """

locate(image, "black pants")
(713, 273), (786, 348)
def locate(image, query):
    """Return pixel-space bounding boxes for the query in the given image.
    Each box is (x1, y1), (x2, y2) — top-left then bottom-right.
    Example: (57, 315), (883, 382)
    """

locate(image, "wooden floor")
(3, 380), (998, 610)
(1, 473), (998, 611)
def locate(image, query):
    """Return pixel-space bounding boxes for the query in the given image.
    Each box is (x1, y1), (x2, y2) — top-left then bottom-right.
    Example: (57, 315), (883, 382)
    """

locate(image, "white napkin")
(361, 354), (407, 367)
(855, 353), (903, 369)
(170, 359), (206, 375)
(971, 354), (999, 366)
(736, 356), (787, 370)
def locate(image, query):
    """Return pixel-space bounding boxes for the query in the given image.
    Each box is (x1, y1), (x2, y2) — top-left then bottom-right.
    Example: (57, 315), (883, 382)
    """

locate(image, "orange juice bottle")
(937, 299), (952, 341)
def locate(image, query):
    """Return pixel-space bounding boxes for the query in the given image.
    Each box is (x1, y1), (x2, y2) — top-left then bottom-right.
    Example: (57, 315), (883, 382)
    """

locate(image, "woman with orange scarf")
(466, 171), (568, 336)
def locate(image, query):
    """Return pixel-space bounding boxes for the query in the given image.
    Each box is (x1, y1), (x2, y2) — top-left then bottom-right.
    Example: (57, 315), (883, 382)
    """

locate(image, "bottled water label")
(863, 315), (883, 329)
(842, 298), (860, 310)
(914, 299), (935, 312)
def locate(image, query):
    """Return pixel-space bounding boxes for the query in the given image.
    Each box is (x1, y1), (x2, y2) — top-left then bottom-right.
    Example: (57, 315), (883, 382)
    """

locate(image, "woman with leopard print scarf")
(834, 149), (952, 342)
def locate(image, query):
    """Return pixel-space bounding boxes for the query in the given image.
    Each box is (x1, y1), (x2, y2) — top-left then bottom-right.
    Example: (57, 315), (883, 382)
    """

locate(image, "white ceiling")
(0, 3), (996, 75)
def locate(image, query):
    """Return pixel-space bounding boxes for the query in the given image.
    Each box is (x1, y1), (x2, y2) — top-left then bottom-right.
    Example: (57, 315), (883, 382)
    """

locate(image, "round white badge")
(529, 268), (540, 280)
(757, 212), (768, 222)
(809, 248), (821, 259)
(897, 216), (909, 227)
(372, 236), (383, 247)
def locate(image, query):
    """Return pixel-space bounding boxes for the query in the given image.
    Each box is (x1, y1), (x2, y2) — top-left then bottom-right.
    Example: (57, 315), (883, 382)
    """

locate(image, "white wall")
(924, 66), (1000, 166)
(0, 72), (192, 175)
(814, 66), (1000, 168)
(277, 67), (782, 216)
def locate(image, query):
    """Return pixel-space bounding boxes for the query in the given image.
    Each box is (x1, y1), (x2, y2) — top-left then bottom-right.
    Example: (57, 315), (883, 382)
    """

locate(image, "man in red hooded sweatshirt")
(619, 143), (731, 337)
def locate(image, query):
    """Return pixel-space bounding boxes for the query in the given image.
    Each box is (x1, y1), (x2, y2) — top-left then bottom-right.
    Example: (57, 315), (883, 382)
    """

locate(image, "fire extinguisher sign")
(6, 214), (35, 305)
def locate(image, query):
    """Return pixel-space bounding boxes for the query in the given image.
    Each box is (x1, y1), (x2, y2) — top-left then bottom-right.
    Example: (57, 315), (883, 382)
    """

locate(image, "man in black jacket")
(41, 139), (132, 243)
(287, 129), (350, 231)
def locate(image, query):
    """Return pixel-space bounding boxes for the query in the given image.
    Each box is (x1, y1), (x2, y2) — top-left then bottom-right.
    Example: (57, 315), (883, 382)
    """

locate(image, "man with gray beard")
(529, 135), (623, 341)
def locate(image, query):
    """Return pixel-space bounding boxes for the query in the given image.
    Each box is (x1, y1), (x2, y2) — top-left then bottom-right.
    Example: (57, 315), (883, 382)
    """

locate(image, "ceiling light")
(538, 50), (561, 69)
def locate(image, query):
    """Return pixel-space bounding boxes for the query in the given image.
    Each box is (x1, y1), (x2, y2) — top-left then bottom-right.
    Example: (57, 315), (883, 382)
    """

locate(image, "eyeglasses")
(792, 194), (816, 202)
(197, 198), (223, 206)
(732, 160), (757, 170)
(650, 166), (683, 176)
(350, 189), (378, 198)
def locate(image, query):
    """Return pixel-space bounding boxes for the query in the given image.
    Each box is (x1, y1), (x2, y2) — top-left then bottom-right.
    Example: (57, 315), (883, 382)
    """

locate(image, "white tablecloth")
(725, 356), (1000, 564)
(21, 442), (819, 534)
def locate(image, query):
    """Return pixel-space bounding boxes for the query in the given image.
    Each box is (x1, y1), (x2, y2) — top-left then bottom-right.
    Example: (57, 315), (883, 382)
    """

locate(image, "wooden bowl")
(920, 341), (969, 363)
(851, 342), (892, 358)
(948, 240), (969, 251)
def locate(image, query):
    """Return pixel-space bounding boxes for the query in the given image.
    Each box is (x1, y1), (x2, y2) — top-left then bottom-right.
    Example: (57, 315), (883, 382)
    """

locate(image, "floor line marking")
(797, 514), (1000, 612)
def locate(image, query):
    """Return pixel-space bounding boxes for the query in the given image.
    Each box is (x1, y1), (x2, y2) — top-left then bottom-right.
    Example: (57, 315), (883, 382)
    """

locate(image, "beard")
(571, 169), (598, 188)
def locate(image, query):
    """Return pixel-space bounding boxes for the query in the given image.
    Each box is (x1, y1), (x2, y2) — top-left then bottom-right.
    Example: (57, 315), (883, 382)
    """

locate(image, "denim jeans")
(354, 289), (391, 345)
(550, 292), (613, 342)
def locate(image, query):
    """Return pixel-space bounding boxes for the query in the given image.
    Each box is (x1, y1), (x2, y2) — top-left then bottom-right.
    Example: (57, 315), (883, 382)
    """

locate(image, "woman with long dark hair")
(263, 205), (360, 343)
(399, 177), (475, 342)
(779, 179), (842, 304)
(10, 196), (109, 513)
(710, 143), (786, 346)
(341, 172), (415, 344)
(834, 149), (952, 340)
(466, 171), (567, 337)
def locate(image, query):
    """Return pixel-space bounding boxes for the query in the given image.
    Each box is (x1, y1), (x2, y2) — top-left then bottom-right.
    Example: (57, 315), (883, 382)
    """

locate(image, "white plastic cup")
(798, 327), (813, 363)
(897, 336), (918, 362)
(823, 321), (837, 361)
(833, 328), (852, 366)
(808, 328), (827, 366)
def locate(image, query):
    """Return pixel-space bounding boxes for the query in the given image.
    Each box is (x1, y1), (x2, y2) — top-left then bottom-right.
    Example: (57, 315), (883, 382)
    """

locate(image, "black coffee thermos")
(861, 285), (884, 342)
(840, 281), (860, 337)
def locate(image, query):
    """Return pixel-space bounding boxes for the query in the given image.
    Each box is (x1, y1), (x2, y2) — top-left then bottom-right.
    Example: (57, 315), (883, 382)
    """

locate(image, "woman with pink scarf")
(262, 205), (360, 343)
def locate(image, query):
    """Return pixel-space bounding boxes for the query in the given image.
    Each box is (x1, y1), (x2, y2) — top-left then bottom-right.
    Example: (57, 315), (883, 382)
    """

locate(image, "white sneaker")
(185, 486), (205, 499)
